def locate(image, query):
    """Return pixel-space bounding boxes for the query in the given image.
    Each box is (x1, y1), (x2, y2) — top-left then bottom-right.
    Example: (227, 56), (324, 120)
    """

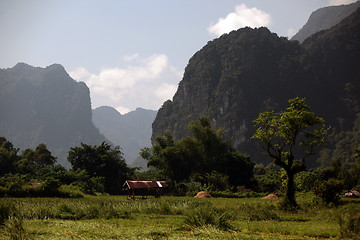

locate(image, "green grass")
(0, 194), (359, 239)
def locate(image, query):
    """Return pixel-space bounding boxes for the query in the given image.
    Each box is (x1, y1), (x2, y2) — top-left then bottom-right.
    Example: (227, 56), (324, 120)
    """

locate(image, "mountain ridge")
(0, 63), (108, 167)
(152, 8), (360, 163)
(92, 106), (156, 165)
(291, 1), (360, 42)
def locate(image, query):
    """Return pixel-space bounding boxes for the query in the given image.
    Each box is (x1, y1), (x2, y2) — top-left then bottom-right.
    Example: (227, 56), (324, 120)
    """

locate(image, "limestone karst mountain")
(0, 63), (107, 167)
(152, 8), (360, 164)
(291, 1), (360, 42)
(92, 106), (156, 165)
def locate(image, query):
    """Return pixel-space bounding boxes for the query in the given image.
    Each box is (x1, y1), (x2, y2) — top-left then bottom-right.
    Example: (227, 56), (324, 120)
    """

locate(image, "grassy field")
(0, 193), (359, 239)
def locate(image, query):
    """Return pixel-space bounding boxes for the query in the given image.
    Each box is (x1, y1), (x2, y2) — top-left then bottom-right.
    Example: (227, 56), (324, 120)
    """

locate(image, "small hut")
(345, 190), (360, 198)
(123, 180), (168, 199)
(194, 191), (212, 198)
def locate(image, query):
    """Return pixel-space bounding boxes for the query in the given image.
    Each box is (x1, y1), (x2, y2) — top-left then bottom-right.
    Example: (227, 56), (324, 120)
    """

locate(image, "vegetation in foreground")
(0, 96), (359, 239)
(0, 194), (359, 239)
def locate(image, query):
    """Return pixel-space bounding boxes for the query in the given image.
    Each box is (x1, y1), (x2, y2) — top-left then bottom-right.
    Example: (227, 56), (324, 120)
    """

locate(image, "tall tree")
(252, 97), (328, 208)
(349, 146), (360, 187)
(68, 142), (134, 194)
(142, 117), (253, 187)
(17, 144), (57, 174)
(0, 137), (19, 175)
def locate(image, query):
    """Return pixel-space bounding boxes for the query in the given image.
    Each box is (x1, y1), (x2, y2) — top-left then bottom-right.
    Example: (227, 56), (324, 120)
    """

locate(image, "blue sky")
(0, 0), (357, 113)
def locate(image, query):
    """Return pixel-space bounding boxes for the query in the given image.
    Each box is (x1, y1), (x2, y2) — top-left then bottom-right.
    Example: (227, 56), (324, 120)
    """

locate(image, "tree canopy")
(252, 97), (328, 208)
(141, 117), (254, 188)
(68, 142), (134, 194)
(0, 137), (19, 175)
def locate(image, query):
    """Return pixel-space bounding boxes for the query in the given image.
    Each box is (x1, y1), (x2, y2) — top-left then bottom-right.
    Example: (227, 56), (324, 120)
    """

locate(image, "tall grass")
(0, 194), (358, 239)
(184, 206), (234, 231)
(338, 204), (360, 239)
(1, 215), (29, 240)
(0, 196), (210, 220)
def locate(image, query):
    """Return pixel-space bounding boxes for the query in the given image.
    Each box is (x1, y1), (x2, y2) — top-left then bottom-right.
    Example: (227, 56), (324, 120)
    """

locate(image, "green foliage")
(349, 145), (360, 187)
(68, 142), (134, 194)
(184, 206), (234, 231)
(295, 171), (319, 192)
(338, 204), (360, 239)
(41, 178), (61, 196)
(143, 117), (254, 189)
(238, 203), (281, 221)
(0, 203), (28, 240)
(253, 163), (281, 193)
(134, 167), (167, 182)
(0, 173), (87, 198)
(1, 215), (29, 240)
(191, 171), (231, 192)
(0, 137), (133, 197)
(0, 195), (357, 239)
(0, 137), (19, 176)
(318, 114), (360, 168)
(16, 144), (56, 175)
(0, 202), (15, 226)
(209, 191), (261, 198)
(253, 97), (328, 208)
(313, 178), (344, 206)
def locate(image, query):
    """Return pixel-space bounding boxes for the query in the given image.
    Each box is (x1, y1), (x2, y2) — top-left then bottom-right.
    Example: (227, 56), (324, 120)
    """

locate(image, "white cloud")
(207, 4), (271, 37)
(123, 53), (140, 62)
(287, 28), (296, 38)
(115, 106), (131, 115)
(69, 54), (182, 114)
(155, 83), (178, 100)
(328, 0), (357, 6)
(68, 67), (92, 80)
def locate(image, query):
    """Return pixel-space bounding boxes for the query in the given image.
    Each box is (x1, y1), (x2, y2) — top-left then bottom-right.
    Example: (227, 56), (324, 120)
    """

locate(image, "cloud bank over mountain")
(70, 54), (182, 114)
(207, 4), (271, 37)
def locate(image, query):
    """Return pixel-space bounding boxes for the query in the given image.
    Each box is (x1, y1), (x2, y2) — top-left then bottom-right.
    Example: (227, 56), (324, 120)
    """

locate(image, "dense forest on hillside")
(152, 8), (360, 167)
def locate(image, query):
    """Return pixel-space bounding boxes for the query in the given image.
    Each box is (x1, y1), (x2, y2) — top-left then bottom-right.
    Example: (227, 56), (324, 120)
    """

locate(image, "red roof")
(123, 180), (168, 189)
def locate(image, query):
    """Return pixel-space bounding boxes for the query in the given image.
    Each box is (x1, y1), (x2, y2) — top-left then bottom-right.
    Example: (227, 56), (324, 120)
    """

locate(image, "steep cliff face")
(0, 63), (107, 167)
(92, 106), (157, 164)
(152, 9), (360, 162)
(154, 27), (305, 153)
(291, 1), (360, 43)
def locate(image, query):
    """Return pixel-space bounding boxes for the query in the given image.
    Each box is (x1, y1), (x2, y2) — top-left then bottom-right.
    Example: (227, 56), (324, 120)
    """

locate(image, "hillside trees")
(68, 142), (135, 194)
(17, 144), (57, 174)
(0, 137), (19, 175)
(0, 137), (135, 196)
(318, 113), (360, 167)
(252, 97), (328, 208)
(141, 117), (254, 189)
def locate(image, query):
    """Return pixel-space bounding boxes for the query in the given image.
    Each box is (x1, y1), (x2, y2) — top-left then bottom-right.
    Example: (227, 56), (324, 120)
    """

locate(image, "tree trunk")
(284, 170), (298, 209)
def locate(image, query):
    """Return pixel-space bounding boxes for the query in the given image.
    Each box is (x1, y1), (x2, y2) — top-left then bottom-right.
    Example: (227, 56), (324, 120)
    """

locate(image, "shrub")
(58, 185), (85, 198)
(253, 163), (281, 193)
(312, 178), (344, 206)
(41, 178), (61, 196)
(184, 206), (233, 231)
(210, 190), (261, 198)
(0, 204), (29, 240)
(295, 171), (319, 192)
(1, 215), (29, 240)
(56, 203), (77, 220)
(0, 202), (14, 225)
(238, 203), (281, 221)
(338, 204), (360, 239)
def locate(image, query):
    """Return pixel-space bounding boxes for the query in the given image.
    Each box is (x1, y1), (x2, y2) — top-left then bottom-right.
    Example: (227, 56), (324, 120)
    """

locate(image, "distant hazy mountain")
(0, 63), (108, 167)
(291, 1), (360, 43)
(92, 106), (156, 166)
(152, 8), (360, 164)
